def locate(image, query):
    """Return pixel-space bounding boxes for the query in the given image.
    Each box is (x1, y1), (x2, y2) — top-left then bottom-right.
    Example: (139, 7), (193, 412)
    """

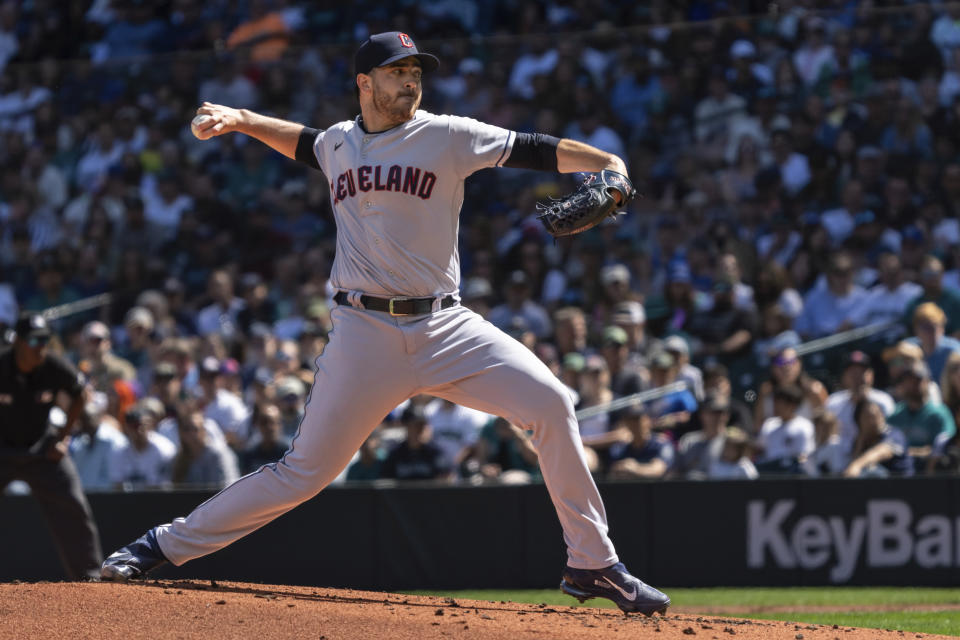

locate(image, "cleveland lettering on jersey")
(102, 35), (670, 618)
(331, 164), (436, 204)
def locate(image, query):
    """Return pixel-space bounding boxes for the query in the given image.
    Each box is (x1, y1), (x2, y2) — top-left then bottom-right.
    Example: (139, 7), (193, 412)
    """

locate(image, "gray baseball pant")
(156, 304), (618, 570)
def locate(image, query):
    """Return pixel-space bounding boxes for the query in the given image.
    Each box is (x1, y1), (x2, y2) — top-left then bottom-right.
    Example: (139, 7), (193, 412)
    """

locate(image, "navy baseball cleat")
(100, 528), (168, 581)
(560, 562), (670, 615)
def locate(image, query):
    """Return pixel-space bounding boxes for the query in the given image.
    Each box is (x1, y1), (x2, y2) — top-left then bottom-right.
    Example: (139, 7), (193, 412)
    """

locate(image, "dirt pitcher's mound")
(0, 580), (953, 640)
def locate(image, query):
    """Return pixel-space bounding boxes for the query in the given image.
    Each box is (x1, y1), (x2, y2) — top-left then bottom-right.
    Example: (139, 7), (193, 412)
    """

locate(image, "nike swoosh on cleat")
(334, 141), (344, 151)
(602, 576), (637, 601)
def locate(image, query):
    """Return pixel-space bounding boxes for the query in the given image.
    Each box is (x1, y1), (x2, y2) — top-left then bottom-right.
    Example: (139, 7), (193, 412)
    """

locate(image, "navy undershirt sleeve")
(502, 132), (560, 172)
(295, 126), (322, 171)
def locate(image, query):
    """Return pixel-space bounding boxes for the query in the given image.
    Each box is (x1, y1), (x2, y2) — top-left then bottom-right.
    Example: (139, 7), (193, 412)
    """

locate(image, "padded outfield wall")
(3, 478), (959, 587)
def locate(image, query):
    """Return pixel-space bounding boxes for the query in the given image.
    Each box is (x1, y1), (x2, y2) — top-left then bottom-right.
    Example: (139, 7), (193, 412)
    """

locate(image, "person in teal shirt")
(474, 417), (540, 481)
(887, 361), (956, 458)
(345, 429), (386, 481)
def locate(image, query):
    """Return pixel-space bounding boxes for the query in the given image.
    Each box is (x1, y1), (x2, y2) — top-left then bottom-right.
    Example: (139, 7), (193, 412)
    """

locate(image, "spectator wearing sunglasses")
(885, 360), (956, 470)
(881, 340), (941, 403)
(78, 320), (136, 393)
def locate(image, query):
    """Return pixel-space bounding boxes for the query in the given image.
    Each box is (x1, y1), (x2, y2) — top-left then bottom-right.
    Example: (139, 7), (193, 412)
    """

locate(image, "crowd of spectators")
(3, 1), (960, 493)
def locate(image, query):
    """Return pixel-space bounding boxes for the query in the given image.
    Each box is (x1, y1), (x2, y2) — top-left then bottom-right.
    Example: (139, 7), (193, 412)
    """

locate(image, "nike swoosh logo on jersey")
(600, 576), (637, 601)
(334, 141), (344, 151)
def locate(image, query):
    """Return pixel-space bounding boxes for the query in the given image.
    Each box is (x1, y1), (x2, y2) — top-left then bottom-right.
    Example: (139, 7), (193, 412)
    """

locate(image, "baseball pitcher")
(101, 31), (669, 615)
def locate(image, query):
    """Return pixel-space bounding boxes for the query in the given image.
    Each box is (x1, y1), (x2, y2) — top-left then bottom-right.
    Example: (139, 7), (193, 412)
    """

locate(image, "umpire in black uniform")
(0, 313), (103, 579)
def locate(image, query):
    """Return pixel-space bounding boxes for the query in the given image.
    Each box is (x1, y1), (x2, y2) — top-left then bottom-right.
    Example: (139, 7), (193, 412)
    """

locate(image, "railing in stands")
(575, 319), (903, 420)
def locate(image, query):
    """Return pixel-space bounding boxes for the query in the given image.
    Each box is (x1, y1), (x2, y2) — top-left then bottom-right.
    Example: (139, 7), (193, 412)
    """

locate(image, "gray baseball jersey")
(151, 109), (619, 574)
(315, 110), (516, 297)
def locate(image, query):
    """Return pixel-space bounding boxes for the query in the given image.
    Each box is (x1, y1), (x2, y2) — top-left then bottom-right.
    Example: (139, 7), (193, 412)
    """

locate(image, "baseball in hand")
(191, 114), (212, 138)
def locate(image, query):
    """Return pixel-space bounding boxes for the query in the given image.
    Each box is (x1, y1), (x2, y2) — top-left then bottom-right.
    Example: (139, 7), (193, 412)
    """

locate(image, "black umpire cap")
(354, 31), (439, 75)
(15, 312), (52, 342)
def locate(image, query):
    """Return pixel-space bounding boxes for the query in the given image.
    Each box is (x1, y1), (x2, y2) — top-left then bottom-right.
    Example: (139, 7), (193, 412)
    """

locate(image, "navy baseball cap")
(354, 31), (439, 75)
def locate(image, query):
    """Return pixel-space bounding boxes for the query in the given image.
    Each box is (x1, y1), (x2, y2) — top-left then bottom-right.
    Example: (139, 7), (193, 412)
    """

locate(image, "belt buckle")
(388, 296), (412, 316)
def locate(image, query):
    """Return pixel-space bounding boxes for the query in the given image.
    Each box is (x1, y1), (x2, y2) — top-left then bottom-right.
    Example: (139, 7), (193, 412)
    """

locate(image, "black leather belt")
(334, 291), (456, 316)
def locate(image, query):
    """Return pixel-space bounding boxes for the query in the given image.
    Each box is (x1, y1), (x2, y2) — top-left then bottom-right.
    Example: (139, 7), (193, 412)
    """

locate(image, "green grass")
(404, 587), (960, 636)
(669, 586), (960, 608)
(745, 611), (960, 637)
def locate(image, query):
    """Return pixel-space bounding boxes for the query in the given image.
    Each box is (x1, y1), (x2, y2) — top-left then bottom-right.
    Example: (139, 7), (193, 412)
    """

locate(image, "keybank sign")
(747, 499), (960, 582)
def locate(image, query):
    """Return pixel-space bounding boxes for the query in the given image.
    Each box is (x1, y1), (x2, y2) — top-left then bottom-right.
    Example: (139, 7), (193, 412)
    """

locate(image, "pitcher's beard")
(373, 87), (420, 125)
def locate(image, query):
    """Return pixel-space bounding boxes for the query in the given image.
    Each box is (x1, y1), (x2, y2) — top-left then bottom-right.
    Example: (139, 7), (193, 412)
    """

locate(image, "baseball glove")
(536, 169), (636, 238)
